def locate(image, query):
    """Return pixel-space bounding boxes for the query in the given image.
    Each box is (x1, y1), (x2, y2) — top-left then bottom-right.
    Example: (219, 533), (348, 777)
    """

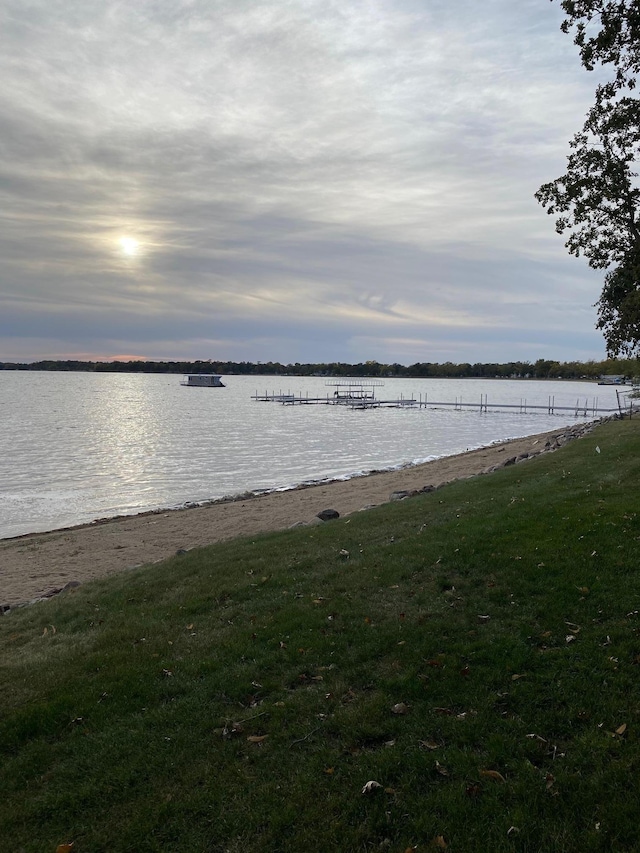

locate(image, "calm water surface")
(0, 372), (618, 539)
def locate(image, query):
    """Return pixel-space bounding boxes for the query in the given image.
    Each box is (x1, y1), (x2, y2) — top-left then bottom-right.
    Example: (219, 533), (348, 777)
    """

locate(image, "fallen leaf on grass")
(324, 767), (334, 775)
(526, 733), (548, 743)
(433, 836), (448, 849)
(361, 780), (383, 794)
(616, 723), (627, 736)
(511, 673), (526, 681)
(435, 761), (449, 776)
(56, 844), (75, 853)
(221, 721), (244, 739)
(480, 769), (506, 782)
(247, 735), (268, 743)
(419, 740), (440, 750)
(391, 702), (409, 715)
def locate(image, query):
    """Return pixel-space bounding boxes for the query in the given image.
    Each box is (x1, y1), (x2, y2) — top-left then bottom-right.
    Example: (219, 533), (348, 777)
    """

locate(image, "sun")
(118, 237), (140, 257)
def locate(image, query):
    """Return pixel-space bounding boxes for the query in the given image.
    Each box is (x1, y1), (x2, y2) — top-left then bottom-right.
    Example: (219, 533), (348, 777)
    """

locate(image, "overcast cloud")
(0, 0), (608, 364)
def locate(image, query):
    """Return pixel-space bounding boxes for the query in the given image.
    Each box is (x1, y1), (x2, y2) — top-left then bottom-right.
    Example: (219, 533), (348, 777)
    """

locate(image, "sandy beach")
(0, 427), (576, 607)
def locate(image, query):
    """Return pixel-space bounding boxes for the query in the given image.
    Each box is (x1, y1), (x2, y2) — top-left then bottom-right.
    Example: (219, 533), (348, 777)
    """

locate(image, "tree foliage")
(536, 1), (640, 356)
(1, 357), (637, 380)
(596, 255), (640, 355)
(536, 98), (640, 270)
(558, 1), (640, 89)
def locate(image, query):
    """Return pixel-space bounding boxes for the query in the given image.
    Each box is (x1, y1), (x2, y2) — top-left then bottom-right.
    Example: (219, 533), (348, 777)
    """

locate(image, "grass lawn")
(1, 416), (640, 852)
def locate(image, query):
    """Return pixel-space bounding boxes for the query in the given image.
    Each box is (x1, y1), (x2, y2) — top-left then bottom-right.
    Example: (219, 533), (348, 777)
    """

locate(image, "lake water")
(0, 372), (619, 540)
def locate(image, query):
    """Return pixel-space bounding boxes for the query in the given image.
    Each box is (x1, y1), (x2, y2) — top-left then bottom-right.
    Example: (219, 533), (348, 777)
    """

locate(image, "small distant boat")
(181, 374), (226, 388)
(597, 375), (628, 385)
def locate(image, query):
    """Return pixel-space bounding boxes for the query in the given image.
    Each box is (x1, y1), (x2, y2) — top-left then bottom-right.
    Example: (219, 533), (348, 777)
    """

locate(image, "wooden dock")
(252, 382), (638, 417)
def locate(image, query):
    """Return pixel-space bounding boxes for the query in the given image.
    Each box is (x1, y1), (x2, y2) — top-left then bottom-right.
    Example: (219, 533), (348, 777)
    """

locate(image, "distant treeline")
(0, 358), (638, 379)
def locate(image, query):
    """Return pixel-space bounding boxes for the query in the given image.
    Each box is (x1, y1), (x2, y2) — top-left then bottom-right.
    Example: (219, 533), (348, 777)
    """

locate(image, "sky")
(0, 0), (612, 365)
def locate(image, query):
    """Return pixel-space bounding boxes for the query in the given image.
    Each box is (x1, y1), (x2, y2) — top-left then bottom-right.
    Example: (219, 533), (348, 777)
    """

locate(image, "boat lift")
(252, 381), (416, 409)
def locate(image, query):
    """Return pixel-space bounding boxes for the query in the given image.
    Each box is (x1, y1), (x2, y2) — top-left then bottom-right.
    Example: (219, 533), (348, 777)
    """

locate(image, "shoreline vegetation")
(0, 356), (638, 379)
(1, 415), (639, 851)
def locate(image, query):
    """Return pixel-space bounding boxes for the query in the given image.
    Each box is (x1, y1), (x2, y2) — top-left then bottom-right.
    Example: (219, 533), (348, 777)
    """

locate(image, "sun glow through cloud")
(118, 237), (140, 257)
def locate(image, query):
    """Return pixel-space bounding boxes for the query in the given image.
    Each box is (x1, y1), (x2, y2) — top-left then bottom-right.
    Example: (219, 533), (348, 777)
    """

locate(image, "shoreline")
(0, 434), (553, 545)
(0, 424), (595, 609)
